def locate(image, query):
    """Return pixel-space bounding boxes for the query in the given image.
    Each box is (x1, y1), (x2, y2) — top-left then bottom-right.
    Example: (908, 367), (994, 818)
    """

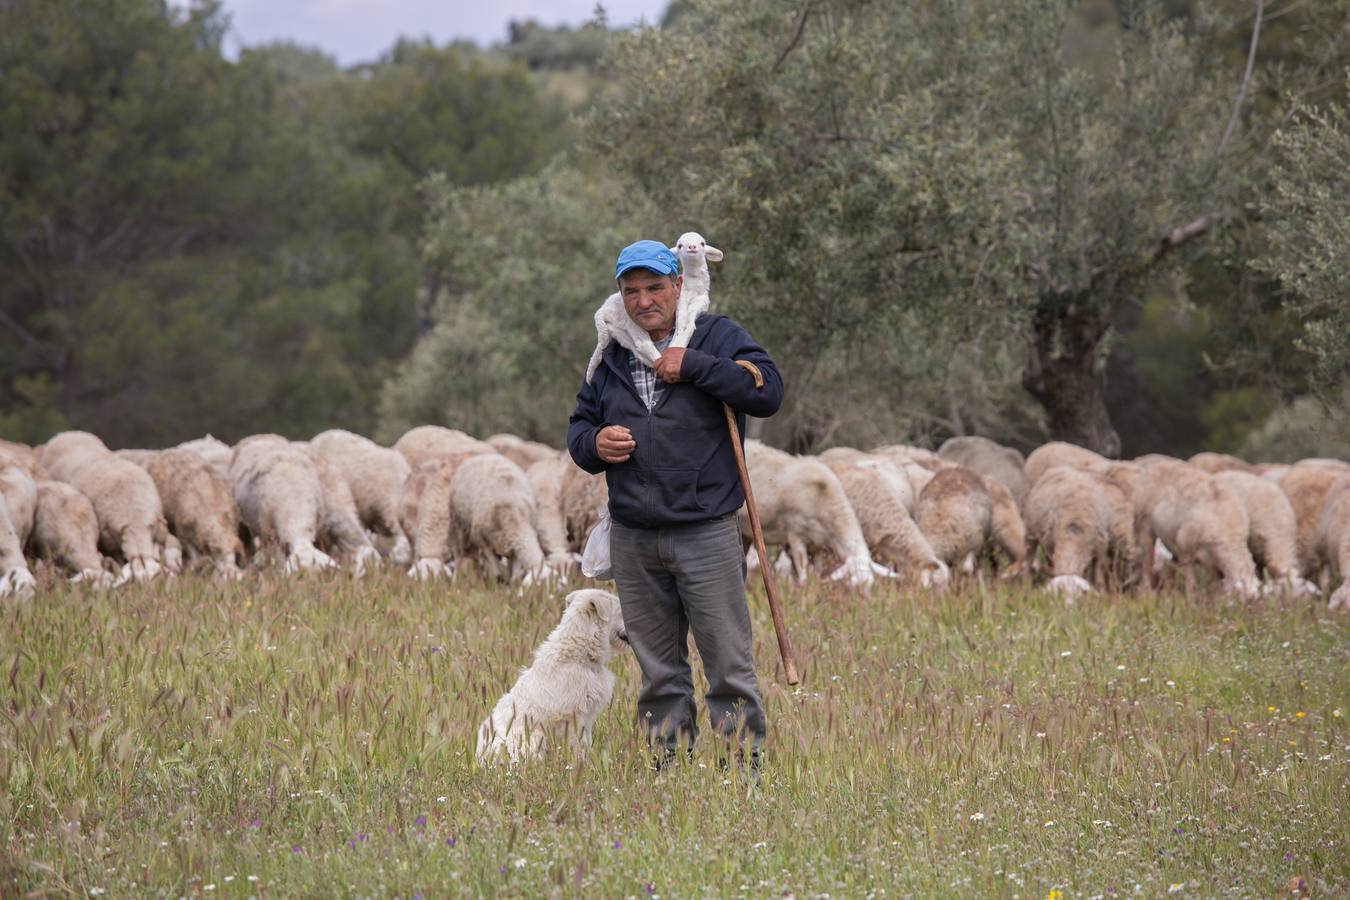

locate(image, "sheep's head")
(670, 232), (723, 267)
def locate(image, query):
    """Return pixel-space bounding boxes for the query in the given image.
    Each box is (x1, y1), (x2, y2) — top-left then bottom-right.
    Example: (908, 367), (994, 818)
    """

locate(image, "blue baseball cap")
(614, 240), (679, 281)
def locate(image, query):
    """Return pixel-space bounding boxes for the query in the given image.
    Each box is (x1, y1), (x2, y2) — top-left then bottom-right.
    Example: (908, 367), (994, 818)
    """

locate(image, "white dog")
(476, 589), (629, 763)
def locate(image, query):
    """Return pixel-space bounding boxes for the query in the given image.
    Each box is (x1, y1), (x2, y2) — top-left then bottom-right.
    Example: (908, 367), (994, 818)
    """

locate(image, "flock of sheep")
(0, 428), (1347, 610)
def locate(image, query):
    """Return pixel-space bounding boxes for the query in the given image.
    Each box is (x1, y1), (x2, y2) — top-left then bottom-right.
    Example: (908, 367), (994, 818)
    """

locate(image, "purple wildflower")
(646, 883), (656, 895)
(291, 846), (302, 854)
(250, 818), (262, 829)
(415, 815), (427, 828)
(446, 837), (456, 848)
(499, 865), (507, 876)
(387, 825), (396, 834)
(430, 647), (441, 654)
(612, 839), (622, 849)
(1284, 851), (1293, 861)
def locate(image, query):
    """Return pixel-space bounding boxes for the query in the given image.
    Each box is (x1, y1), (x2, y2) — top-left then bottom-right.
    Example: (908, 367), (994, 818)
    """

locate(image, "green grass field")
(2, 571), (1346, 897)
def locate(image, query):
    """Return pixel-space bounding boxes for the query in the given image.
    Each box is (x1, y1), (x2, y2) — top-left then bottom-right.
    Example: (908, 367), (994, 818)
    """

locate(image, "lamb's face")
(671, 232), (722, 266)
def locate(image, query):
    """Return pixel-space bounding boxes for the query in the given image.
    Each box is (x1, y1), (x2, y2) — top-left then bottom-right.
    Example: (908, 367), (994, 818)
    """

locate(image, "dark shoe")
(651, 747), (693, 773)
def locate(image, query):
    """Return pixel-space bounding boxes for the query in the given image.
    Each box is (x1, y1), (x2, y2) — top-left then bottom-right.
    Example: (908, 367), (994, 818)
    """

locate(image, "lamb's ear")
(668, 245), (680, 254)
(704, 245), (723, 262)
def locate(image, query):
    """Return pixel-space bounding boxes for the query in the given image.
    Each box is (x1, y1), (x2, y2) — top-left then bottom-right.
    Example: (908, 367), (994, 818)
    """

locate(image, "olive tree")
(587, 0), (1241, 454)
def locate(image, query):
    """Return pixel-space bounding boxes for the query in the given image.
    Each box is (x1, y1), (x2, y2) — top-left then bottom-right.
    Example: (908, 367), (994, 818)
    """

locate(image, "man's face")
(619, 268), (682, 339)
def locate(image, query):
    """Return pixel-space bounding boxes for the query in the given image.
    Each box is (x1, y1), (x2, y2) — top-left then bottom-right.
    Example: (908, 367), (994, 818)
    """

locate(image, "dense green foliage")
(2, 572), (1346, 894)
(0, 0), (569, 447)
(2, 0), (1348, 458)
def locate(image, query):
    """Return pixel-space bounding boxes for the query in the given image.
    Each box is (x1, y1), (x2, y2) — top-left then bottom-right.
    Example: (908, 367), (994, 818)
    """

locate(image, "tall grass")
(1, 571), (1346, 896)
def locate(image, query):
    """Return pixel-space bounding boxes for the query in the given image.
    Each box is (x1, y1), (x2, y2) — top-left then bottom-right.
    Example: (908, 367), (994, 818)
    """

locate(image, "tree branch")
(1217, 0), (1263, 156)
(1154, 215), (1213, 262)
(772, 2), (815, 75)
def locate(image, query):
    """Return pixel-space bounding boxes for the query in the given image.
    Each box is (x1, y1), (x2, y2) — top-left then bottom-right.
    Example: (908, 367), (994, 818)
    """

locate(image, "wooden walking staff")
(723, 359), (800, 686)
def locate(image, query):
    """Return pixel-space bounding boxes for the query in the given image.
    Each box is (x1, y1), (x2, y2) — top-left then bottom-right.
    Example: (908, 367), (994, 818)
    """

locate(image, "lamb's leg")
(1134, 515), (1157, 593)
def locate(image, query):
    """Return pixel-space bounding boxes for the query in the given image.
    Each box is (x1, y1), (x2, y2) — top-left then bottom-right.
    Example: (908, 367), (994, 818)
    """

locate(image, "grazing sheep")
(0, 464), (37, 546)
(743, 440), (882, 588)
(938, 436), (1029, 507)
(229, 435), (335, 573)
(0, 439), (46, 480)
(0, 466), (37, 598)
(487, 434), (562, 473)
(295, 443), (380, 575)
(1212, 470), (1317, 595)
(559, 460), (609, 552)
(915, 467), (994, 574)
(392, 425), (495, 471)
(1024, 441), (1108, 488)
(1318, 476), (1350, 611)
(448, 453), (551, 583)
(1189, 452), (1258, 476)
(29, 481), (110, 584)
(1255, 463), (1290, 483)
(398, 452), (487, 579)
(1134, 461), (1258, 599)
(822, 454), (948, 588)
(39, 430), (111, 478)
(526, 455), (579, 576)
(41, 432), (165, 581)
(119, 448), (244, 578)
(1278, 463), (1348, 579)
(1023, 466), (1115, 598)
(311, 429), (413, 564)
(175, 434), (233, 479)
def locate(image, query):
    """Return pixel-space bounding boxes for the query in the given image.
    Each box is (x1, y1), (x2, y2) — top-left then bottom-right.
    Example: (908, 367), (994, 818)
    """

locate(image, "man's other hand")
(596, 425), (635, 463)
(654, 348), (685, 383)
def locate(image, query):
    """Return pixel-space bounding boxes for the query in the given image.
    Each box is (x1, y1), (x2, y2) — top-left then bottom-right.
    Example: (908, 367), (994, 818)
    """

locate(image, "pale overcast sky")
(223, 1), (672, 65)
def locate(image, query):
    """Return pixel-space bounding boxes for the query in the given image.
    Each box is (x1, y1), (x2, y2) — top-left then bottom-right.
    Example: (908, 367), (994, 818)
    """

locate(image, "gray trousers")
(610, 512), (766, 753)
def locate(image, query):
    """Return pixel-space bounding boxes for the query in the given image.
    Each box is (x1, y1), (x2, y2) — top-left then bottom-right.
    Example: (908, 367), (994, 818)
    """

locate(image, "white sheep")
(0, 465), (37, 598)
(228, 435), (335, 573)
(30, 480), (111, 586)
(583, 291), (664, 385)
(175, 434), (233, 479)
(1023, 465), (1116, 599)
(119, 448), (244, 578)
(525, 454), (581, 577)
(41, 431), (165, 582)
(821, 452), (948, 588)
(1212, 469), (1318, 596)
(938, 436), (1029, 508)
(486, 433), (562, 472)
(311, 429), (413, 565)
(1318, 475), (1350, 611)
(398, 452), (488, 580)
(1134, 460), (1259, 599)
(448, 453), (553, 584)
(392, 425), (495, 471)
(668, 231), (721, 346)
(742, 440), (884, 589)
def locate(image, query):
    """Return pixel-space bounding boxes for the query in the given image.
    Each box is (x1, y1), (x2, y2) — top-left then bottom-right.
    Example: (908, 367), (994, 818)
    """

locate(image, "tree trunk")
(1022, 297), (1122, 458)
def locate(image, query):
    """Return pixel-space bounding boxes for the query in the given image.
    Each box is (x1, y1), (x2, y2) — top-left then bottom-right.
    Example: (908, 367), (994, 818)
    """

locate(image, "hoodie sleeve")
(677, 317), (785, 418)
(566, 369), (610, 474)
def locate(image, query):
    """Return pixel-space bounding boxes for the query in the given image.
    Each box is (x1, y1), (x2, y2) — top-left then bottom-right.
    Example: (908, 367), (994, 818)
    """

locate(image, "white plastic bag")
(580, 506), (613, 580)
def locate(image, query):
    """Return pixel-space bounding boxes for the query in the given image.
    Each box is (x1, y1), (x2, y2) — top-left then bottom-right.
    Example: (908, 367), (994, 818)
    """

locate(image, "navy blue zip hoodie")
(566, 313), (784, 529)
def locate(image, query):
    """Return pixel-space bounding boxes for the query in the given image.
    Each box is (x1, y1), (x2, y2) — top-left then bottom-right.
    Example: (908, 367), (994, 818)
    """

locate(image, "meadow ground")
(1, 570), (1347, 898)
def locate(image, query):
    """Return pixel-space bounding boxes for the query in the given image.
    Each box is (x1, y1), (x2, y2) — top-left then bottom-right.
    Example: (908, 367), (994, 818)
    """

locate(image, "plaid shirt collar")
(629, 333), (673, 412)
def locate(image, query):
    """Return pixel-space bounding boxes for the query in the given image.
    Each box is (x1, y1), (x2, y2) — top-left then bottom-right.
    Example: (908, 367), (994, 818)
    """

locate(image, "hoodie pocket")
(653, 467), (707, 516)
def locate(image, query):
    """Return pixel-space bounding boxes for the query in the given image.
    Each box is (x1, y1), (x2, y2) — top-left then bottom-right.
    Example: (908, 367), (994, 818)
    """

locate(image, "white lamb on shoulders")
(582, 232), (723, 385)
(668, 231), (722, 347)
